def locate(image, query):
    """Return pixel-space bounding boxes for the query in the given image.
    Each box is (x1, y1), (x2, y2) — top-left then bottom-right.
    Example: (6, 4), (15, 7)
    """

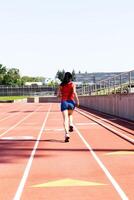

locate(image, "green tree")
(72, 69), (76, 81)
(56, 69), (76, 82)
(0, 64), (7, 84)
(56, 69), (65, 82)
(21, 76), (45, 84)
(3, 68), (21, 86)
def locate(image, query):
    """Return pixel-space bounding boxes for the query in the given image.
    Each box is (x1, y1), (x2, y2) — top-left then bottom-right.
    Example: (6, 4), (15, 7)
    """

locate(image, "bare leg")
(62, 110), (70, 141)
(68, 110), (73, 126)
(68, 110), (74, 132)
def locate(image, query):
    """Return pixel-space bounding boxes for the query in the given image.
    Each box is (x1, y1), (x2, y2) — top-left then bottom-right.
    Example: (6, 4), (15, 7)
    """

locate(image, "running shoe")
(69, 125), (73, 132)
(65, 134), (70, 142)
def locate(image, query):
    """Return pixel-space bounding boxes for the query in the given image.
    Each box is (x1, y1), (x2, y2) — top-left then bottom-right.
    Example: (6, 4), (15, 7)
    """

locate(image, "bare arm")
(73, 84), (79, 106)
(57, 86), (61, 98)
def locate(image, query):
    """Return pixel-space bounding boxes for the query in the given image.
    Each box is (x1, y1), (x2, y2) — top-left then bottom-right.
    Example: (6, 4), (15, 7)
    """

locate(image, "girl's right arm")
(57, 86), (61, 98)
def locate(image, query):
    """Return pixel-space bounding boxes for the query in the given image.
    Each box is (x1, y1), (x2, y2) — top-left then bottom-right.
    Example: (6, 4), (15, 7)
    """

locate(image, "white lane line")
(101, 118), (117, 121)
(74, 125), (129, 200)
(45, 128), (64, 131)
(76, 122), (97, 125)
(0, 127), (40, 131)
(1, 136), (35, 140)
(13, 104), (52, 200)
(76, 109), (134, 144)
(0, 106), (41, 138)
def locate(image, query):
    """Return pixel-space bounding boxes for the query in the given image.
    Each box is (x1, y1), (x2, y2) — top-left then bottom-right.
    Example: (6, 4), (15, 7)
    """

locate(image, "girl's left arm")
(73, 83), (79, 106)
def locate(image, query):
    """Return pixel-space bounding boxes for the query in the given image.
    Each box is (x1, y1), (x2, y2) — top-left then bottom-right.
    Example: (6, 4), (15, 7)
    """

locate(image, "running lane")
(0, 103), (51, 200)
(74, 109), (134, 200)
(19, 103), (131, 200)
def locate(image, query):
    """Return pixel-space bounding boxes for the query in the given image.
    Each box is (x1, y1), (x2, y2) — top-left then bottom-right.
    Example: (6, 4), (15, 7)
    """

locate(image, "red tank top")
(60, 82), (75, 101)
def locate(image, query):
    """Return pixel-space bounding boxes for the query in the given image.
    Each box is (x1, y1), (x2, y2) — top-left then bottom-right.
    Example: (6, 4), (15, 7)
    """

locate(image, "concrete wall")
(27, 97), (35, 103)
(39, 96), (60, 103)
(79, 93), (134, 121)
(27, 96), (60, 103)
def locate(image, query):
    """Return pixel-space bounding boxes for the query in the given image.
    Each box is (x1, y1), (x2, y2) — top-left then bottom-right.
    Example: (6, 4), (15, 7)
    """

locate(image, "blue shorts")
(61, 100), (76, 112)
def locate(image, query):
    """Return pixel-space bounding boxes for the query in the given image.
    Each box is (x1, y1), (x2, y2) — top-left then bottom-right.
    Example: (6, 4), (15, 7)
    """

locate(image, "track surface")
(0, 103), (133, 200)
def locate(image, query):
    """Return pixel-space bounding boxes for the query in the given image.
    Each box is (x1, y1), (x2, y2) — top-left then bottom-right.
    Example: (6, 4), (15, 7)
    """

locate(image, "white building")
(24, 82), (43, 86)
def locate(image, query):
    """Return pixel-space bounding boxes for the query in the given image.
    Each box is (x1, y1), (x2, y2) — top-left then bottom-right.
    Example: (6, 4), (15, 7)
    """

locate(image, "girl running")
(57, 72), (79, 142)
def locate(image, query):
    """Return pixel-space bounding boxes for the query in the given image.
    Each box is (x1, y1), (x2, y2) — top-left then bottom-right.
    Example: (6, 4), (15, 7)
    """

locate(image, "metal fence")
(0, 85), (57, 96)
(76, 70), (134, 95)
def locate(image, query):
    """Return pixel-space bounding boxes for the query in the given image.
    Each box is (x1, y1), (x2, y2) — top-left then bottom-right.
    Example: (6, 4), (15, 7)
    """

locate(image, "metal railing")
(76, 70), (134, 95)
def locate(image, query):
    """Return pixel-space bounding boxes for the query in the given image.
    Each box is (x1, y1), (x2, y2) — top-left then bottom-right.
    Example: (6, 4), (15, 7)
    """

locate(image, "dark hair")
(60, 72), (72, 86)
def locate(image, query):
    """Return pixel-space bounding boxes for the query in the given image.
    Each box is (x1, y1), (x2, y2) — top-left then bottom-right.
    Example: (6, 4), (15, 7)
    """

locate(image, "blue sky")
(0, 0), (134, 78)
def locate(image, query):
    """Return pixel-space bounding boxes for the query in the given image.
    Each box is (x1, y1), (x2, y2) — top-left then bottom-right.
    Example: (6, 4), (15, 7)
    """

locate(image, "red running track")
(0, 102), (133, 200)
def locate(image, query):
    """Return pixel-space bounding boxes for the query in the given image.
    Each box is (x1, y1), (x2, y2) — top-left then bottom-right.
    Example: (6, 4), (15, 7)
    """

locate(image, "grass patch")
(0, 96), (27, 100)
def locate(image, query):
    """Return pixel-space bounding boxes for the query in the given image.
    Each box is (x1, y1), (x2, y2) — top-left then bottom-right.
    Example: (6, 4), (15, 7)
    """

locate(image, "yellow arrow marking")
(105, 151), (134, 156)
(31, 179), (106, 188)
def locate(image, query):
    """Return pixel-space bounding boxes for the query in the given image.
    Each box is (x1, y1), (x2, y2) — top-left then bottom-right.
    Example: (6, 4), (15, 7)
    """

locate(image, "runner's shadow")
(0, 140), (51, 164)
(43, 139), (65, 143)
